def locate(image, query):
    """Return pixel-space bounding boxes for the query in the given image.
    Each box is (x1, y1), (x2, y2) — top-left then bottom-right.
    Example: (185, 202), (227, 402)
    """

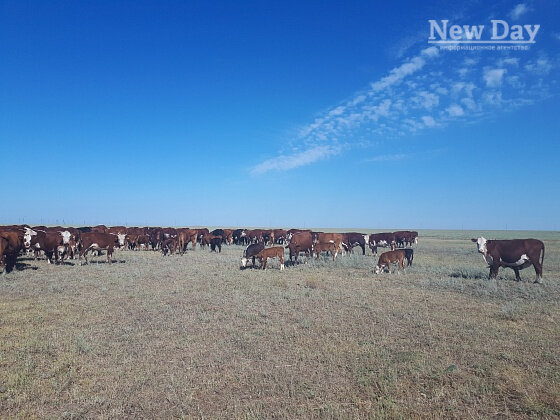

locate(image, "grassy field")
(1, 231), (559, 418)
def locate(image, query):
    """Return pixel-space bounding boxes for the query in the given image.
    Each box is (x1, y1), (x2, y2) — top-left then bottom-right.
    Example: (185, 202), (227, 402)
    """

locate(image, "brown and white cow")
(241, 242), (265, 268)
(374, 249), (407, 274)
(79, 232), (120, 265)
(471, 237), (544, 283)
(25, 230), (69, 264)
(255, 246), (285, 270)
(368, 233), (396, 255)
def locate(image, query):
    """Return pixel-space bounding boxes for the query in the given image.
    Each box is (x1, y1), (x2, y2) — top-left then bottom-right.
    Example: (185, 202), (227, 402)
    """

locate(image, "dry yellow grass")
(1, 232), (559, 418)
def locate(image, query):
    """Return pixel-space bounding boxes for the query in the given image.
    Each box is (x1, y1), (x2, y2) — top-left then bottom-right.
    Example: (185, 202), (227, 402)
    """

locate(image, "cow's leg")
(531, 253), (543, 284)
(262, 257), (267, 270)
(512, 267), (522, 282)
(489, 263), (499, 279)
(280, 255), (285, 270)
(107, 247), (113, 264)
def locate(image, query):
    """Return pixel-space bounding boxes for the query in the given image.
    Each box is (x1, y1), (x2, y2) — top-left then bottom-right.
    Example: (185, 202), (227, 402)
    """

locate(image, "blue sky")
(1, 0), (559, 230)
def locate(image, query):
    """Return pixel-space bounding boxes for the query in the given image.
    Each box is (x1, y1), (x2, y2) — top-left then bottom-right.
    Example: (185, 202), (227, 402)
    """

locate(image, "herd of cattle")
(0, 224), (546, 283)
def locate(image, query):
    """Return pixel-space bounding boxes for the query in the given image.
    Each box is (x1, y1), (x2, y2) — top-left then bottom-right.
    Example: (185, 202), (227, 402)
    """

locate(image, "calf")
(374, 249), (407, 274)
(241, 242), (265, 268)
(471, 237), (544, 283)
(313, 241), (339, 261)
(79, 232), (120, 265)
(255, 246), (285, 270)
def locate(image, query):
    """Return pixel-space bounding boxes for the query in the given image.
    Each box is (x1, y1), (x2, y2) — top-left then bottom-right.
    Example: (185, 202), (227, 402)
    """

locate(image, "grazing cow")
(374, 249), (407, 274)
(286, 231), (313, 263)
(210, 237), (222, 253)
(368, 233), (396, 255)
(255, 246), (285, 270)
(471, 237), (545, 283)
(79, 232), (120, 265)
(241, 242), (265, 268)
(0, 230), (24, 274)
(344, 232), (367, 255)
(161, 238), (178, 256)
(313, 241), (339, 261)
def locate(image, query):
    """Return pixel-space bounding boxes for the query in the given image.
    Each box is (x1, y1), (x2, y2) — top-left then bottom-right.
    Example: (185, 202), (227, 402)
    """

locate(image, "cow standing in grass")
(255, 247), (285, 270)
(471, 237), (544, 283)
(79, 232), (120, 265)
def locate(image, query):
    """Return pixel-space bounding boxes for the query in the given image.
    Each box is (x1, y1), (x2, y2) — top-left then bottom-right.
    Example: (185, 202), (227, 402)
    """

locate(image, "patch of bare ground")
(1, 233), (559, 418)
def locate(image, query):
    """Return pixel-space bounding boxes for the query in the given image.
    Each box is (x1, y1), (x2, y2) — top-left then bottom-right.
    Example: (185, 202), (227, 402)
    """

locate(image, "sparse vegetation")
(0, 231), (559, 417)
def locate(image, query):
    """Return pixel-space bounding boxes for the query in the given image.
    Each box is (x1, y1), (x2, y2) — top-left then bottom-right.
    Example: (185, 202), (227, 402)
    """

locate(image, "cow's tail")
(540, 244), (545, 266)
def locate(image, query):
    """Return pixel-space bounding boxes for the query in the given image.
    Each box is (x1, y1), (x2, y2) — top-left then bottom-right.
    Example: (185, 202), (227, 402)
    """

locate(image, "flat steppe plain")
(1, 230), (559, 418)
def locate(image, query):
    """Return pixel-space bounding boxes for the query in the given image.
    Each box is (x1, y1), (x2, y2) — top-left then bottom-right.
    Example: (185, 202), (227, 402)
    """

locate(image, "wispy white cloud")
(251, 145), (339, 175)
(483, 68), (506, 87)
(446, 104), (465, 117)
(251, 37), (557, 174)
(509, 3), (530, 20)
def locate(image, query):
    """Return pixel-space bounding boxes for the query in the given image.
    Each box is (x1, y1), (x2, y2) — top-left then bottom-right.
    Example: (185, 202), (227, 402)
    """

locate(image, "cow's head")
(374, 264), (385, 274)
(60, 230), (72, 244)
(117, 233), (127, 247)
(23, 227), (37, 249)
(241, 257), (248, 268)
(471, 237), (487, 254)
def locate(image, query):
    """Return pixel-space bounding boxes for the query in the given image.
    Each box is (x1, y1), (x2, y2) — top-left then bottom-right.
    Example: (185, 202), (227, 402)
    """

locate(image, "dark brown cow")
(368, 233), (396, 255)
(286, 231), (313, 263)
(255, 246), (285, 270)
(471, 237), (545, 283)
(344, 232), (367, 255)
(79, 232), (120, 265)
(374, 249), (407, 274)
(161, 238), (178, 256)
(241, 242), (265, 268)
(394, 231), (418, 248)
(26, 230), (69, 264)
(210, 237), (222, 253)
(0, 230), (24, 274)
